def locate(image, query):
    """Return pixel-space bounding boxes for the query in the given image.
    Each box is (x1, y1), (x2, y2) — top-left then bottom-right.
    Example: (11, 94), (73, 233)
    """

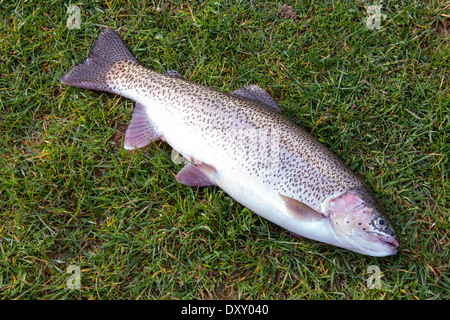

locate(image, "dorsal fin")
(166, 70), (183, 78)
(231, 85), (282, 112)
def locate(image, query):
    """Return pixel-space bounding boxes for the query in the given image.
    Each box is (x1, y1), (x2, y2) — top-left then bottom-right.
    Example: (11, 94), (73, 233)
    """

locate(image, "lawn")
(0, 0), (448, 299)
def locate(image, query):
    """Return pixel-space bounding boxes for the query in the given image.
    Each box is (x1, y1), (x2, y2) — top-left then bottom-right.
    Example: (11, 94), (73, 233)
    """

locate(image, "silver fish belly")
(61, 27), (399, 256)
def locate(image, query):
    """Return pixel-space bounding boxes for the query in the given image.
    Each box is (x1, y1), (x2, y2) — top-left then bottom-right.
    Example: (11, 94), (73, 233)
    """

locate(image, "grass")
(0, 0), (448, 300)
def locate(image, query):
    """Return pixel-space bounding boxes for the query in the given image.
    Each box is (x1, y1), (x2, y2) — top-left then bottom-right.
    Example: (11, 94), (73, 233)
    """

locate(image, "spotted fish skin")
(106, 62), (360, 205)
(61, 27), (399, 256)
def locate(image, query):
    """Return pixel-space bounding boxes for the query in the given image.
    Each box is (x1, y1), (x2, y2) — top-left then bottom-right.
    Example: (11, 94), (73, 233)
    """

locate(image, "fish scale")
(61, 27), (399, 256)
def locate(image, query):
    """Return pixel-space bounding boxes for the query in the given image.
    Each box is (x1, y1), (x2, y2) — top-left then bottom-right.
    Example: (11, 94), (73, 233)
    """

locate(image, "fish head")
(326, 190), (399, 257)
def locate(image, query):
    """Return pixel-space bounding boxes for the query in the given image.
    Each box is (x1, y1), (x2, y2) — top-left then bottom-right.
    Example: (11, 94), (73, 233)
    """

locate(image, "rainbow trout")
(61, 28), (399, 256)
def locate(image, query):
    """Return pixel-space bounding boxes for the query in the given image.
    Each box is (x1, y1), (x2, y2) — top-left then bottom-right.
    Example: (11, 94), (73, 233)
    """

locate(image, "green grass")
(0, 0), (448, 299)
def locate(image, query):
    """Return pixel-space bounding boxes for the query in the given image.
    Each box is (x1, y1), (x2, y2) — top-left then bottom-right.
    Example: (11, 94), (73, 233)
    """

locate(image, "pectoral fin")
(280, 195), (326, 222)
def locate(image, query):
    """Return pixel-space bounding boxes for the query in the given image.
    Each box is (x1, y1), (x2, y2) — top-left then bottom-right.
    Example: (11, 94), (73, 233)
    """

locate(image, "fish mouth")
(366, 231), (399, 252)
(379, 237), (399, 250)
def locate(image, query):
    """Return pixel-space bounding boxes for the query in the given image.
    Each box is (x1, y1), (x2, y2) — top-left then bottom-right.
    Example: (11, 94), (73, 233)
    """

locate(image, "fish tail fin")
(61, 27), (138, 92)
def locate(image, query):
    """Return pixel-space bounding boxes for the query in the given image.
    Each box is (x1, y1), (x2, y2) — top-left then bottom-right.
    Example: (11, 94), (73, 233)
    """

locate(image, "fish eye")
(374, 217), (387, 230)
